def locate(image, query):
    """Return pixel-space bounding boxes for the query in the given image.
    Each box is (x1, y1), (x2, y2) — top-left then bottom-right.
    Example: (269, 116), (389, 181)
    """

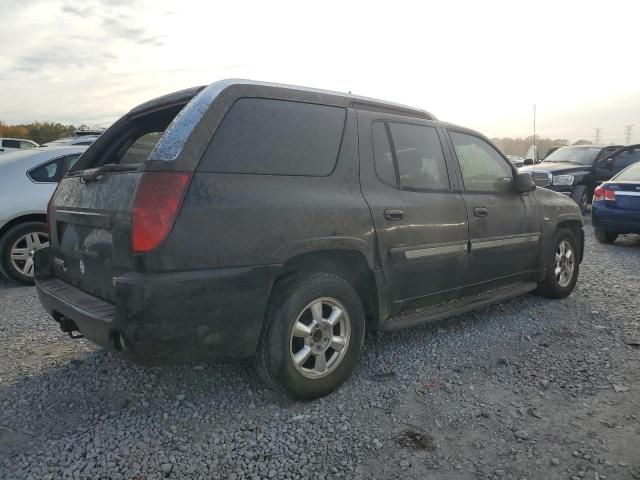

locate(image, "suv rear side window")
(389, 123), (449, 190)
(199, 98), (346, 176)
(450, 132), (513, 192)
(372, 122), (396, 186)
(371, 122), (449, 190)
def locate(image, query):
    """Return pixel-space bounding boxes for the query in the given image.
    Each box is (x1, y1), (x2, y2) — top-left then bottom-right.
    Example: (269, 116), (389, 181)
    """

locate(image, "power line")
(593, 128), (602, 144)
(624, 125), (634, 144)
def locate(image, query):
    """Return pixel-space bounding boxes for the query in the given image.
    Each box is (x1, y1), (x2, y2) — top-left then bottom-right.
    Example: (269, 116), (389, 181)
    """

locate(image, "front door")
(595, 145), (640, 180)
(446, 130), (541, 291)
(358, 112), (469, 310)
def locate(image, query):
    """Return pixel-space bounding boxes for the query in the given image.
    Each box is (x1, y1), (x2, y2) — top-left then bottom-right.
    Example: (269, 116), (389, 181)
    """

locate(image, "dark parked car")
(520, 144), (640, 213)
(35, 80), (584, 399)
(592, 161), (640, 243)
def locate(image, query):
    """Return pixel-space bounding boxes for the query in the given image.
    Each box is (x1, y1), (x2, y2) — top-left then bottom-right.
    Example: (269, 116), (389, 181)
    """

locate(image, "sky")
(2, 0), (639, 144)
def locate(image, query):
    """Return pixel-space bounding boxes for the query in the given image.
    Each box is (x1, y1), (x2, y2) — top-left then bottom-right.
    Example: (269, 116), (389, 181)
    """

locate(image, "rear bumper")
(35, 247), (281, 361)
(592, 204), (640, 234)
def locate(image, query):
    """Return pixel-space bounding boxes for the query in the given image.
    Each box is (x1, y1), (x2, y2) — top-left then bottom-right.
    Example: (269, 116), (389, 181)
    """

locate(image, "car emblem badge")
(79, 258), (85, 275)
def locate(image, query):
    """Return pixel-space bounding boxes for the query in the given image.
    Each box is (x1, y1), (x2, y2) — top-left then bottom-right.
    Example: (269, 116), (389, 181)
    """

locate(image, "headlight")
(553, 174), (574, 186)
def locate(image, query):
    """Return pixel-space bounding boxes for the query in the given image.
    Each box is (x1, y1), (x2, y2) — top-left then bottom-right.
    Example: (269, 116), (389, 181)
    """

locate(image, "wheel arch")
(557, 219), (584, 263)
(273, 249), (382, 328)
(0, 214), (47, 241)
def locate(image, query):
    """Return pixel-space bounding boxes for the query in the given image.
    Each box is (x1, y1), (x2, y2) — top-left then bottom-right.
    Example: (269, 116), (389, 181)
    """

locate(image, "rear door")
(358, 111), (469, 309)
(594, 146), (626, 181)
(445, 130), (541, 291)
(597, 145), (640, 179)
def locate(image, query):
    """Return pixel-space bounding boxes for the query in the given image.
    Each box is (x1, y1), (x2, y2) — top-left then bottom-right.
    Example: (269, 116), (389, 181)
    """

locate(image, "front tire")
(0, 222), (49, 285)
(571, 185), (589, 214)
(535, 228), (579, 299)
(256, 272), (365, 400)
(594, 229), (618, 244)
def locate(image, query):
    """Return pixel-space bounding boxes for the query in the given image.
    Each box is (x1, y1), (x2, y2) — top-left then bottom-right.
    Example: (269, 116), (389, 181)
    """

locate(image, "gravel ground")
(1, 221), (639, 480)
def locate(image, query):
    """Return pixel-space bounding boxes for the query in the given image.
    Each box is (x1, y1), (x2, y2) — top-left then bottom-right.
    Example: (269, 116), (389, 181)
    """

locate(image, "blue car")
(592, 161), (640, 243)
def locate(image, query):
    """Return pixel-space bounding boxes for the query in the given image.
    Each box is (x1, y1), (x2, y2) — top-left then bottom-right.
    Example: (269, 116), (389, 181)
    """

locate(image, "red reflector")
(131, 172), (191, 253)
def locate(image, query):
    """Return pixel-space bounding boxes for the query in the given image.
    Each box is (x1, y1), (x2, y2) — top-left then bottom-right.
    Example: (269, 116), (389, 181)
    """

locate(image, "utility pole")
(533, 104), (536, 162)
(624, 125), (634, 144)
(593, 128), (602, 145)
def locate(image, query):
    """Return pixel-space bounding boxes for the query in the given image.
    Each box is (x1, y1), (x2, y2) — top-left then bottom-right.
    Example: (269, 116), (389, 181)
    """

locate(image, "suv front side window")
(612, 147), (640, 170)
(450, 131), (513, 193)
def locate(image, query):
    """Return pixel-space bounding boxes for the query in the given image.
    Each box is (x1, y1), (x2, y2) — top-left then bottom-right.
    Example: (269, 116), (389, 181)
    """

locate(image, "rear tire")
(535, 228), (579, 299)
(256, 272), (365, 400)
(594, 229), (618, 244)
(0, 222), (49, 285)
(570, 185), (589, 214)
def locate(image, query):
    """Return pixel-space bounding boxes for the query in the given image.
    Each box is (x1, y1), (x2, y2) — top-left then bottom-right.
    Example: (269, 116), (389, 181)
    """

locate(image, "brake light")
(593, 185), (616, 202)
(131, 172), (192, 253)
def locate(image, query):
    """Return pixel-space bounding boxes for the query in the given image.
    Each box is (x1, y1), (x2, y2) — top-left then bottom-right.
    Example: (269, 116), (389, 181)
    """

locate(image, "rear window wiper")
(78, 163), (140, 183)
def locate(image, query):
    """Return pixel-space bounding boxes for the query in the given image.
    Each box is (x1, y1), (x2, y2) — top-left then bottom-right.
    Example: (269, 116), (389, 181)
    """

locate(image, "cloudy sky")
(2, 0), (639, 144)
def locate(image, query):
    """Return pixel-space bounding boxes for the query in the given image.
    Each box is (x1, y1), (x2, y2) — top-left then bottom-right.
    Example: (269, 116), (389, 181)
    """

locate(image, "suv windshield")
(543, 147), (601, 165)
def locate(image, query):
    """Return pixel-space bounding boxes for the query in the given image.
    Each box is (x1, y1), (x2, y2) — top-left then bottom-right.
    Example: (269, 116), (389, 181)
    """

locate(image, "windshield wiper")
(79, 163), (139, 183)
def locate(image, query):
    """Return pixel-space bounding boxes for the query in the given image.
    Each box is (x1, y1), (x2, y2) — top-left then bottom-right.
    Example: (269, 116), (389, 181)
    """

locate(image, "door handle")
(383, 208), (404, 221)
(473, 207), (488, 217)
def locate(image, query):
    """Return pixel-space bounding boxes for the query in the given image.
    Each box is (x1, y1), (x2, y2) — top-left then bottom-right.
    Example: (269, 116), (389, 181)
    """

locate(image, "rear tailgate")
(50, 173), (142, 302)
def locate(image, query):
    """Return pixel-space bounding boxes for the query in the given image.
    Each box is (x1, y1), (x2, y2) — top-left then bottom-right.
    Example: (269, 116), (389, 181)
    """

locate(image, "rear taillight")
(131, 172), (192, 253)
(593, 185), (616, 202)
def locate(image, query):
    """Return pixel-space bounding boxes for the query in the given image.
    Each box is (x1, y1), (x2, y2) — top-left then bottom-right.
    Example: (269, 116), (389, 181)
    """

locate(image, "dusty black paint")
(36, 79), (584, 361)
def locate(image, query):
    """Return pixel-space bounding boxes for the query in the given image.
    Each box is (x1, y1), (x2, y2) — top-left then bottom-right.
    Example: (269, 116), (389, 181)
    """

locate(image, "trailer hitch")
(58, 316), (84, 339)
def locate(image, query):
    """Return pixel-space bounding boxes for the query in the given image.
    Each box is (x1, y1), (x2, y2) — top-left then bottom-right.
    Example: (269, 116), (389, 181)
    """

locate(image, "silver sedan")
(0, 145), (87, 284)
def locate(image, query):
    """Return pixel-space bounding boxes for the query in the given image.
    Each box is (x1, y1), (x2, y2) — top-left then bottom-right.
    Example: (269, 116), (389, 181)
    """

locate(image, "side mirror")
(523, 158), (534, 166)
(514, 171), (536, 192)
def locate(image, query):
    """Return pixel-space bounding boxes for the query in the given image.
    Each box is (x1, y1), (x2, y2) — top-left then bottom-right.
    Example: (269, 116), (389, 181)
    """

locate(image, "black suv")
(35, 80), (584, 399)
(521, 144), (640, 213)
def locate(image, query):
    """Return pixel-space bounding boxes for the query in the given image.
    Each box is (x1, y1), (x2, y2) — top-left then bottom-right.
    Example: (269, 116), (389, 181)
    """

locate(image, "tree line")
(0, 121), (82, 145)
(2, 119), (594, 157)
(491, 136), (592, 158)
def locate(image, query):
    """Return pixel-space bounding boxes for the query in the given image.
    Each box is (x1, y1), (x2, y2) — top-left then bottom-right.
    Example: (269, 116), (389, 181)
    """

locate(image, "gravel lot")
(1, 221), (639, 480)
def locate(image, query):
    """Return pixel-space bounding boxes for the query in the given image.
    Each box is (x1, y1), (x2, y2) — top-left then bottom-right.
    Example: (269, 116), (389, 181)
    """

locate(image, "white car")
(43, 135), (100, 147)
(0, 145), (87, 284)
(0, 137), (39, 154)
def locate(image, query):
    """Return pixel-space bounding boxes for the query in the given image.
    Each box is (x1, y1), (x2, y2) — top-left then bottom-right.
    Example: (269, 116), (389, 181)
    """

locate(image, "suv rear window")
(199, 98), (346, 176)
(120, 132), (163, 165)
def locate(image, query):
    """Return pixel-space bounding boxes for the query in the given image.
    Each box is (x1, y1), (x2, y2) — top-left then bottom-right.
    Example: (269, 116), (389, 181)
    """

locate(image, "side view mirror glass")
(514, 171), (536, 192)
(523, 158), (534, 166)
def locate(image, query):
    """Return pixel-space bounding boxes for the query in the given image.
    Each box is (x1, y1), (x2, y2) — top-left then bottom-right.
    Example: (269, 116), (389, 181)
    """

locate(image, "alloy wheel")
(554, 239), (575, 288)
(289, 297), (351, 379)
(10, 232), (49, 277)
